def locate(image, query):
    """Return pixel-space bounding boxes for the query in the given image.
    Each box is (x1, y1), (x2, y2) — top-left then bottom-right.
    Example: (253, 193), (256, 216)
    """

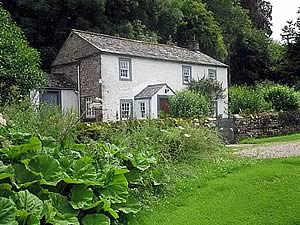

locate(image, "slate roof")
(46, 73), (77, 89)
(73, 30), (227, 67)
(135, 84), (173, 99)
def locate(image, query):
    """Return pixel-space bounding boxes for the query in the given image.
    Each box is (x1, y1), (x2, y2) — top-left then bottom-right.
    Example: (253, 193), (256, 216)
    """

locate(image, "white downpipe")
(77, 63), (81, 115)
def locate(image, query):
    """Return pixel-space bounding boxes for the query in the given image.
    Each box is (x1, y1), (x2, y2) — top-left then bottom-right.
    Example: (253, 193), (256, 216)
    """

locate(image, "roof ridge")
(72, 29), (193, 52)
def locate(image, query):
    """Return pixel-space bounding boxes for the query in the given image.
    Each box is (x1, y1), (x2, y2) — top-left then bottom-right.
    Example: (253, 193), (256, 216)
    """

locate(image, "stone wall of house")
(234, 111), (300, 140)
(79, 54), (102, 121)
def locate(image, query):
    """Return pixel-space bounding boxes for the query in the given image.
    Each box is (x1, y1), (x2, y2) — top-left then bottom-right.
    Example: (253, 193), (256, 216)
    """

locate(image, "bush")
(229, 85), (271, 114)
(169, 90), (210, 118)
(188, 78), (225, 101)
(262, 84), (299, 111)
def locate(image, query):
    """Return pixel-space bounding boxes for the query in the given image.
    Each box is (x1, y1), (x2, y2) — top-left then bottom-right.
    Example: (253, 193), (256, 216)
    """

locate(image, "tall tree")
(0, 6), (45, 105)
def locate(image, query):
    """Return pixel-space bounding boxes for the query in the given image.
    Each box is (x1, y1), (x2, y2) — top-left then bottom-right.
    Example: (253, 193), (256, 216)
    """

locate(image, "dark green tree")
(0, 6), (45, 105)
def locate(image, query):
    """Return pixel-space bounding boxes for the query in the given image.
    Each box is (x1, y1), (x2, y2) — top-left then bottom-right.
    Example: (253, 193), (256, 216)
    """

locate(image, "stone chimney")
(187, 34), (200, 52)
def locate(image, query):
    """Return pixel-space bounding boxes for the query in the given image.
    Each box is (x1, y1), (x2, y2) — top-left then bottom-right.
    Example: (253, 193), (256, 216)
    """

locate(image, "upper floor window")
(182, 65), (192, 84)
(85, 96), (96, 118)
(208, 69), (217, 80)
(119, 58), (132, 80)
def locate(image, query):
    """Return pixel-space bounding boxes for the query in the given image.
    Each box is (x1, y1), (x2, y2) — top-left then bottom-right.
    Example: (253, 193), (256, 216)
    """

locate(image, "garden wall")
(234, 111), (300, 140)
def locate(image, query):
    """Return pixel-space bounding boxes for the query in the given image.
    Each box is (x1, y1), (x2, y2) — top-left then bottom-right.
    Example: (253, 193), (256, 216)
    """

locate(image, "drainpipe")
(77, 62), (81, 116)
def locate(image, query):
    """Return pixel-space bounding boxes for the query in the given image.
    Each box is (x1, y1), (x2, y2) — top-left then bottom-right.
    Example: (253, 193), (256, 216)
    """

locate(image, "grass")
(240, 132), (300, 144)
(129, 155), (300, 225)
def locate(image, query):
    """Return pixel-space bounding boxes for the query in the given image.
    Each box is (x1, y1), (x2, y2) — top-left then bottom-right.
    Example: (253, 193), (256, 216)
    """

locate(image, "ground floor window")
(140, 102), (146, 118)
(40, 90), (60, 106)
(120, 99), (133, 120)
(85, 97), (96, 118)
(211, 100), (218, 117)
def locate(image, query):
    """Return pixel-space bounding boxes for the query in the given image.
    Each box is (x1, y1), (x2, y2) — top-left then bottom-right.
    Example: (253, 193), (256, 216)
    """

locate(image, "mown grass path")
(130, 153), (300, 225)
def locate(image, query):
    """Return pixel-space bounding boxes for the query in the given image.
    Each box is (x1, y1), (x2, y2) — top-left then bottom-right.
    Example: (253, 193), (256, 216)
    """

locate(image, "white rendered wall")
(61, 90), (78, 112)
(101, 54), (228, 121)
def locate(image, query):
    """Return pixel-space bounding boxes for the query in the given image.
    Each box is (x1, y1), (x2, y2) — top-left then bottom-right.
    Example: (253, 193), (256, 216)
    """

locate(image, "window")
(41, 90), (60, 106)
(140, 102), (146, 118)
(85, 97), (96, 118)
(208, 69), (217, 80)
(119, 58), (132, 80)
(182, 66), (192, 84)
(120, 100), (133, 120)
(211, 100), (218, 117)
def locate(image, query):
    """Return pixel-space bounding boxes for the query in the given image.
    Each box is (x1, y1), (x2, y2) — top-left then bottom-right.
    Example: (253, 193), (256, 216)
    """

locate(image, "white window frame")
(140, 102), (146, 118)
(119, 58), (132, 81)
(182, 65), (192, 84)
(85, 97), (96, 118)
(208, 69), (217, 80)
(120, 99), (133, 120)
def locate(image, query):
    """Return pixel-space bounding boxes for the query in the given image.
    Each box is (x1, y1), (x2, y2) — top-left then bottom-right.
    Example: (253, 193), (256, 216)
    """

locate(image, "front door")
(158, 96), (170, 116)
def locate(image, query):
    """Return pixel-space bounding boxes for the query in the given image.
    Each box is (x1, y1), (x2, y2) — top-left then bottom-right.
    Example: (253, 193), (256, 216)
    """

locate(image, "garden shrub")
(262, 84), (299, 111)
(188, 78), (225, 101)
(229, 85), (272, 114)
(169, 90), (210, 118)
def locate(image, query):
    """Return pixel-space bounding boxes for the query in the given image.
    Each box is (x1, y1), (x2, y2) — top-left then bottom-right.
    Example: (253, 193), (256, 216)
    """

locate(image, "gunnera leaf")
(70, 185), (100, 210)
(0, 160), (14, 180)
(112, 196), (141, 214)
(101, 169), (128, 204)
(82, 214), (110, 225)
(12, 190), (44, 222)
(0, 197), (18, 225)
(48, 192), (78, 217)
(23, 154), (64, 186)
(13, 164), (40, 188)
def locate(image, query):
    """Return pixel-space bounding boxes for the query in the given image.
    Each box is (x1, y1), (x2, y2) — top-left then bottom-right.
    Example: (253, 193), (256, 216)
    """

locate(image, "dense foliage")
(188, 78), (225, 101)
(229, 85), (271, 114)
(0, 103), (221, 224)
(2, 0), (277, 85)
(0, 6), (45, 105)
(169, 91), (210, 118)
(229, 83), (300, 114)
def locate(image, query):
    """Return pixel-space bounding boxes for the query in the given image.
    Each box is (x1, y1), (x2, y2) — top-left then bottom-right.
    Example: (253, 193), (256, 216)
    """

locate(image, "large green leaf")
(0, 137), (41, 159)
(82, 214), (110, 225)
(0, 161), (14, 180)
(44, 200), (79, 225)
(49, 192), (78, 217)
(13, 164), (40, 188)
(112, 196), (141, 214)
(70, 185), (100, 210)
(12, 190), (44, 223)
(64, 158), (99, 185)
(0, 197), (18, 225)
(101, 169), (128, 204)
(23, 154), (64, 186)
(0, 183), (12, 198)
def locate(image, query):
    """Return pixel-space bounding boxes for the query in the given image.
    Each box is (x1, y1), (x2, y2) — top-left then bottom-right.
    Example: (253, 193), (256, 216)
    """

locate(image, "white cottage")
(45, 29), (228, 121)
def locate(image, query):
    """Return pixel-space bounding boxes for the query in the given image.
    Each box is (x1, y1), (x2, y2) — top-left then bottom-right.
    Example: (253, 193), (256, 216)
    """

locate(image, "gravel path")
(235, 142), (300, 159)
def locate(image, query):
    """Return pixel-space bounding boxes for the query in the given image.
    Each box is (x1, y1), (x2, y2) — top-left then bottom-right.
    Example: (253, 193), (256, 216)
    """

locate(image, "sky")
(269, 0), (299, 41)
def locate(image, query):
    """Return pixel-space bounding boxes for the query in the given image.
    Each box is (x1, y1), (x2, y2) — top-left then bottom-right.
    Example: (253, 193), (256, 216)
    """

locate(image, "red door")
(159, 98), (169, 114)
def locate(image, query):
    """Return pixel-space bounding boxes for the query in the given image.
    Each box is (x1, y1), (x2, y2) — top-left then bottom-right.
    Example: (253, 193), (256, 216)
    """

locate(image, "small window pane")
(211, 100), (218, 117)
(86, 97), (96, 118)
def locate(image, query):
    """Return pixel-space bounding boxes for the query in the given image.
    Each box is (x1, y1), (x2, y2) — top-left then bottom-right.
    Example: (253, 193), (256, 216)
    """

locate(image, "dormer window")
(182, 65), (192, 84)
(119, 58), (132, 80)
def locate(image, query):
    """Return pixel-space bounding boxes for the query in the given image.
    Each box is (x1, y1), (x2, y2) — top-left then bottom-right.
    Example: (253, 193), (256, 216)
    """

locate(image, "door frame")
(157, 95), (170, 116)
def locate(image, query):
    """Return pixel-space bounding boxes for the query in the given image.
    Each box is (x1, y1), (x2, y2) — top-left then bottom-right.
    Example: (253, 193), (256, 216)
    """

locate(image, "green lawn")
(240, 132), (300, 144)
(130, 156), (300, 225)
